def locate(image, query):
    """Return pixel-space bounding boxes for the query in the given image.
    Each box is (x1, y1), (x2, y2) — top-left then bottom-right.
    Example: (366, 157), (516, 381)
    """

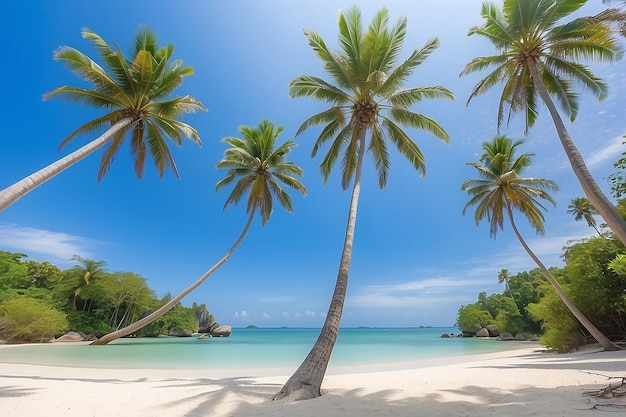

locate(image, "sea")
(0, 327), (535, 370)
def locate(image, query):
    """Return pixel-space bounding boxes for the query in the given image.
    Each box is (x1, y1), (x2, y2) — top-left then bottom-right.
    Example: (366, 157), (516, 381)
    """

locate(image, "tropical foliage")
(0, 251), (217, 343)
(273, 6), (453, 402)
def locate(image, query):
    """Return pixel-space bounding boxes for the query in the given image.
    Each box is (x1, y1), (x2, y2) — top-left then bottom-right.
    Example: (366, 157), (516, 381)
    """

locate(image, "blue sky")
(1, 0), (625, 328)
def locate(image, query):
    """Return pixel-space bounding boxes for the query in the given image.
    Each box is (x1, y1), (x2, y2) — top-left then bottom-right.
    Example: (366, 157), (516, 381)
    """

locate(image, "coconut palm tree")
(272, 6), (453, 402)
(497, 268), (512, 295)
(567, 197), (602, 235)
(69, 255), (106, 311)
(460, 0), (626, 247)
(0, 27), (206, 212)
(462, 135), (620, 351)
(91, 119), (306, 345)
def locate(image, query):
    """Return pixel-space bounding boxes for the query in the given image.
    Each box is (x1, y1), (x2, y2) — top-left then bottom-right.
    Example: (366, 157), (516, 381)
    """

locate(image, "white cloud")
(305, 310), (316, 317)
(281, 312), (290, 318)
(586, 135), (624, 168)
(261, 313), (271, 319)
(0, 223), (99, 263)
(233, 310), (249, 320)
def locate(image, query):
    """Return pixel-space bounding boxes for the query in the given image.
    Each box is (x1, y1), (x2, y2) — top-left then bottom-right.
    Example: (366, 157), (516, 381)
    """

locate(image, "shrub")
(0, 297), (68, 343)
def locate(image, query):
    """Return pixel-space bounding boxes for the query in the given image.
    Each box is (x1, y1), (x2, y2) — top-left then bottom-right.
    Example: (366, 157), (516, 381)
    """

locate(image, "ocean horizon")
(0, 327), (536, 370)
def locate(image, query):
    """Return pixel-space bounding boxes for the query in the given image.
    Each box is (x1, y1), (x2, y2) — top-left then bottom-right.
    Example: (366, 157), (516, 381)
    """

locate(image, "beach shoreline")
(1, 345), (625, 416)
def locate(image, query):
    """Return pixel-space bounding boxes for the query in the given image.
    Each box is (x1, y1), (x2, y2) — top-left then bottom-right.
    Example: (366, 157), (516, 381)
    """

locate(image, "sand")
(1, 344), (625, 416)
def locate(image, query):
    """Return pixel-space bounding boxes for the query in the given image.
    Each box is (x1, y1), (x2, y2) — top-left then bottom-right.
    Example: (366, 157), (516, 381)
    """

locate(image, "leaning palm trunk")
(91, 210), (256, 345)
(0, 118), (133, 212)
(527, 59), (626, 246)
(272, 135), (366, 402)
(506, 205), (620, 351)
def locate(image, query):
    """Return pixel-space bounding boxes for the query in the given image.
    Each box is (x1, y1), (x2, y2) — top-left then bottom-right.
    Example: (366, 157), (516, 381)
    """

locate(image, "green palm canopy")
(290, 7), (454, 189)
(46, 27), (206, 180)
(462, 135), (558, 238)
(216, 119), (307, 225)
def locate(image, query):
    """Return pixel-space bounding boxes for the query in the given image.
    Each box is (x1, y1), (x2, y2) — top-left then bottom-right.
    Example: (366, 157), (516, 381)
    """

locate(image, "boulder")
(211, 325), (232, 337)
(485, 324), (500, 337)
(498, 332), (515, 341)
(475, 327), (490, 337)
(168, 329), (193, 337)
(460, 325), (482, 337)
(54, 331), (85, 342)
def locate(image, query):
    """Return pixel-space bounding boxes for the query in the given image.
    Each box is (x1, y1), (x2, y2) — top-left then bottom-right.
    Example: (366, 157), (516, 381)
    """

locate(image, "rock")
(211, 325), (232, 337)
(475, 327), (490, 337)
(168, 329), (193, 337)
(498, 332), (515, 341)
(54, 331), (85, 342)
(485, 324), (500, 337)
(460, 325), (482, 337)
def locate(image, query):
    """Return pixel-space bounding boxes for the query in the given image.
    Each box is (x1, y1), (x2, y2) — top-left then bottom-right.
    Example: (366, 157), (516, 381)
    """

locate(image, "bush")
(0, 297), (68, 343)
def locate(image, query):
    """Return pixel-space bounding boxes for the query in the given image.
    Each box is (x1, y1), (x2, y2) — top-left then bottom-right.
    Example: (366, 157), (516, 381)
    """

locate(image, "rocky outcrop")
(485, 325), (500, 337)
(475, 327), (490, 337)
(460, 325), (482, 337)
(168, 329), (193, 337)
(54, 331), (85, 342)
(210, 325), (232, 337)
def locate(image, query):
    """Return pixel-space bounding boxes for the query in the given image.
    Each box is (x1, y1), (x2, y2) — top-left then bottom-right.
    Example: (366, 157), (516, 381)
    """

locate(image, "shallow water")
(0, 327), (533, 370)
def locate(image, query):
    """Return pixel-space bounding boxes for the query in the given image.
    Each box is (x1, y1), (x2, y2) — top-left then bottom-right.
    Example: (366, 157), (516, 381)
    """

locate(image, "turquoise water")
(0, 327), (533, 370)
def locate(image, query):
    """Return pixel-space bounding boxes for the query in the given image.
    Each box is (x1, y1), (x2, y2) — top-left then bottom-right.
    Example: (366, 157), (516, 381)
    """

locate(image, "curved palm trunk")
(527, 59), (626, 246)
(91, 210), (256, 345)
(0, 118), (133, 212)
(506, 205), (620, 351)
(272, 135), (366, 402)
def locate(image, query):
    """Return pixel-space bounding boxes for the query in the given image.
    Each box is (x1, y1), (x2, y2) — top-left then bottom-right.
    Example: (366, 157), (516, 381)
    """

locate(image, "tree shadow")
(0, 385), (41, 398)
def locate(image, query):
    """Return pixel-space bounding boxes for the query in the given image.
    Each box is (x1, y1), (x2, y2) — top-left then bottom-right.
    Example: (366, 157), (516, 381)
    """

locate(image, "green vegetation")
(457, 233), (626, 352)
(0, 251), (216, 343)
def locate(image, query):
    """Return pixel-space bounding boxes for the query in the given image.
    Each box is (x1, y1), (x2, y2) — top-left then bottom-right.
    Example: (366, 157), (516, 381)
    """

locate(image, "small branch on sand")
(581, 372), (626, 410)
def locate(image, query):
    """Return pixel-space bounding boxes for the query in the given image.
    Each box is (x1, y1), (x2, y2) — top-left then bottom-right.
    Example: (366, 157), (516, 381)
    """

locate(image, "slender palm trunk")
(506, 205), (620, 351)
(527, 59), (626, 246)
(91, 210), (256, 345)
(0, 118), (133, 212)
(272, 134), (367, 402)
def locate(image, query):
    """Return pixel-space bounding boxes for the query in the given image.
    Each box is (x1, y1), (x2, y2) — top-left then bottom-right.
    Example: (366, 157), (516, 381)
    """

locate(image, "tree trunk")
(0, 118), (133, 212)
(91, 210), (256, 345)
(527, 58), (626, 246)
(506, 205), (621, 351)
(272, 134), (367, 402)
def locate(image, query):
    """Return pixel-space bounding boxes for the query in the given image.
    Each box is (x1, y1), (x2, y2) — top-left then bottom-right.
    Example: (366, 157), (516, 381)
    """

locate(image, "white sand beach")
(1, 345), (625, 417)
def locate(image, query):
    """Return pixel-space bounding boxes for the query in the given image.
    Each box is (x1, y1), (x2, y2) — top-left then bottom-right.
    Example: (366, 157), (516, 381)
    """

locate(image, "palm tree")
(91, 119), (306, 345)
(567, 197), (602, 235)
(0, 27), (206, 212)
(462, 135), (620, 351)
(497, 268), (512, 295)
(460, 0), (626, 247)
(69, 255), (106, 311)
(273, 7), (453, 402)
